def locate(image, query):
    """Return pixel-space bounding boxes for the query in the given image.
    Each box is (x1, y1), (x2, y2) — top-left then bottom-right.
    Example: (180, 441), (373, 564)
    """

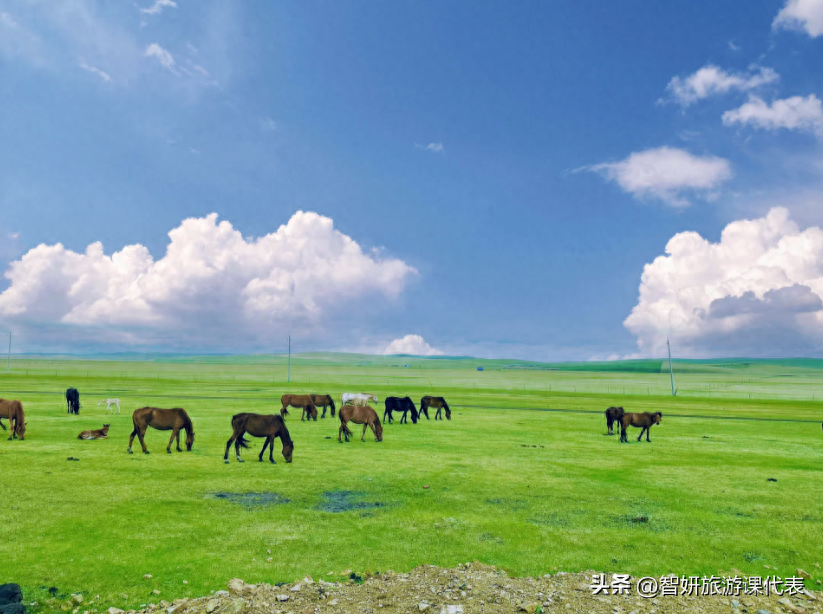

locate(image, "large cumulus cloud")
(0, 211), (416, 350)
(625, 207), (823, 357)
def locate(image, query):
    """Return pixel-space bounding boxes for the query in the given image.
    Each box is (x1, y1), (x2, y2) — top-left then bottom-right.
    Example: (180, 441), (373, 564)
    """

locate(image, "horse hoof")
(224, 459), (229, 464)
(144, 450), (150, 455)
(127, 449), (133, 454)
(270, 460), (276, 464)
(167, 450), (172, 454)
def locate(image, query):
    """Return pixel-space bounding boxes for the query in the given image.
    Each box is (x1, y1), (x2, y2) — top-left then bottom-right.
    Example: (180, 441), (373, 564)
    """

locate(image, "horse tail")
(237, 436), (250, 449)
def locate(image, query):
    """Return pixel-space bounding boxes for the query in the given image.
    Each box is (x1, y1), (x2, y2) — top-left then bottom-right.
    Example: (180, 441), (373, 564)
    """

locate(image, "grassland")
(1, 353), (822, 611)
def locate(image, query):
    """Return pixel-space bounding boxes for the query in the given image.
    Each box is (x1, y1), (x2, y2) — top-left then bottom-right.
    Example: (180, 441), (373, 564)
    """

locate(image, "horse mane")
(181, 411), (194, 436)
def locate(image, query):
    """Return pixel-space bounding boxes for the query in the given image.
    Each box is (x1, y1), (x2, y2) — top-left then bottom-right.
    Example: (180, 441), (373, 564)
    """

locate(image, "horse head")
(653, 412), (662, 424)
(282, 440), (294, 463)
(185, 428), (195, 451)
(375, 419), (383, 442)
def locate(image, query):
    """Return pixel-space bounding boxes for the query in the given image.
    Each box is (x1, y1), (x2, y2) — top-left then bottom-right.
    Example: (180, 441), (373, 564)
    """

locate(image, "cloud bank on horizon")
(0, 211), (416, 350)
(383, 334), (443, 356)
(625, 208), (823, 358)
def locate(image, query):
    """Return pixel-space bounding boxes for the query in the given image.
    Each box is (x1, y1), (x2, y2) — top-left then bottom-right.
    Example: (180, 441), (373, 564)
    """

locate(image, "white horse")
(342, 393), (379, 406)
(98, 398), (121, 414)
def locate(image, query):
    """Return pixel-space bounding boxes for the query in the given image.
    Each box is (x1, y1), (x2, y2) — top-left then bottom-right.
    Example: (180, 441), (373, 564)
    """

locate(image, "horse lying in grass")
(78, 424), (110, 440)
(224, 413), (293, 464)
(342, 393), (378, 406)
(339, 404), (383, 442)
(605, 406), (624, 435)
(280, 394), (318, 421)
(128, 407), (194, 454)
(310, 394), (336, 418)
(420, 396), (450, 420)
(620, 412), (662, 443)
(0, 399), (26, 440)
(383, 396), (418, 424)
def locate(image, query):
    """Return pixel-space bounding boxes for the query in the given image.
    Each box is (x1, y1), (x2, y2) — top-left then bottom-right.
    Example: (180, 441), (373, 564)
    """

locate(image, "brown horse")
(338, 404), (383, 442)
(128, 407), (194, 454)
(78, 424), (110, 440)
(620, 412), (662, 443)
(280, 394), (318, 421)
(0, 399), (26, 440)
(224, 413), (294, 464)
(310, 394), (336, 418)
(605, 406), (625, 435)
(420, 396), (451, 420)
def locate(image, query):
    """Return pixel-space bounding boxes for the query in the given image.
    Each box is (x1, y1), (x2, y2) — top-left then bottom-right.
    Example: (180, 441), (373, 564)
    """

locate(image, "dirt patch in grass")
(315, 490), (387, 513)
(114, 563), (821, 614)
(209, 492), (290, 507)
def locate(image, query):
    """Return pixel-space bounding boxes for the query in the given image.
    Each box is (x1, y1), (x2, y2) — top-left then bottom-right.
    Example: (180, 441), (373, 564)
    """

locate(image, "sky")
(2, 0), (823, 360)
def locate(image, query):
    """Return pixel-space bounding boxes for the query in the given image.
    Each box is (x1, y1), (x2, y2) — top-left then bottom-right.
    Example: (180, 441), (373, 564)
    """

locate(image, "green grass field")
(1, 353), (822, 610)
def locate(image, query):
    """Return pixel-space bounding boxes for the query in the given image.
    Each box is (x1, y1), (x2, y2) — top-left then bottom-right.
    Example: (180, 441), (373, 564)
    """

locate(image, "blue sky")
(2, 0), (823, 359)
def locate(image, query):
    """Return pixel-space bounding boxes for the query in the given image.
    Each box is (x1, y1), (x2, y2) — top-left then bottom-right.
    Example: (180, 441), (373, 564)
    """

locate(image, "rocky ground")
(64, 563), (820, 614)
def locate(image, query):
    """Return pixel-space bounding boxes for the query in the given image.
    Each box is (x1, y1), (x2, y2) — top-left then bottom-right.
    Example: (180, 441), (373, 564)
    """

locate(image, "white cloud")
(79, 60), (112, 82)
(262, 117), (277, 132)
(145, 42), (176, 72)
(774, 0), (823, 37)
(624, 207), (823, 357)
(139, 0), (178, 16)
(586, 147), (732, 207)
(722, 95), (823, 136)
(663, 65), (778, 107)
(416, 143), (444, 153)
(0, 212), (417, 349)
(384, 335), (443, 356)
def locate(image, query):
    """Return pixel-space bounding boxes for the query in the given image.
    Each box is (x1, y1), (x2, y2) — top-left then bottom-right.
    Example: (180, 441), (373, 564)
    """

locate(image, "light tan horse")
(620, 412), (662, 443)
(128, 407), (194, 454)
(0, 399), (26, 440)
(280, 394), (318, 421)
(338, 404), (383, 443)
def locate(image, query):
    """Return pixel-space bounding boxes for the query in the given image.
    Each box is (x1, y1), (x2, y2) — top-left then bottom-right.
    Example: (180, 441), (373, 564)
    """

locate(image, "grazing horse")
(223, 413), (294, 464)
(280, 394), (318, 421)
(98, 398), (121, 414)
(420, 396), (451, 420)
(78, 424), (110, 440)
(620, 412), (662, 443)
(0, 399), (26, 440)
(338, 404), (383, 442)
(342, 393), (378, 406)
(605, 406), (625, 435)
(66, 388), (80, 415)
(383, 396), (418, 424)
(310, 394), (336, 418)
(128, 407), (194, 454)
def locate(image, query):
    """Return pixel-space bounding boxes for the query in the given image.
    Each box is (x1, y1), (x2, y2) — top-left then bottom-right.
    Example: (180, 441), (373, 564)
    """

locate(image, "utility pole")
(6, 331), (11, 373)
(667, 337), (677, 396)
(287, 335), (291, 383)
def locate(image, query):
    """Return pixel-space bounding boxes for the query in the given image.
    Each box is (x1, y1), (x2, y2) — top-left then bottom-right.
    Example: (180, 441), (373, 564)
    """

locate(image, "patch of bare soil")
(107, 564), (820, 614)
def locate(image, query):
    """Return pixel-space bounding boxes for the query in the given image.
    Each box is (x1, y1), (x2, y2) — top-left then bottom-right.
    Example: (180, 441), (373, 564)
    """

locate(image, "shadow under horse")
(224, 413), (293, 464)
(384, 396), (418, 424)
(620, 412), (662, 443)
(420, 396), (450, 420)
(128, 407), (195, 454)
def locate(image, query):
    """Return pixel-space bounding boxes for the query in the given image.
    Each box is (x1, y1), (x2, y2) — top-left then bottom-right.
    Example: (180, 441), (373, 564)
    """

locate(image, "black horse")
(605, 406), (624, 435)
(383, 396), (418, 424)
(66, 388), (80, 415)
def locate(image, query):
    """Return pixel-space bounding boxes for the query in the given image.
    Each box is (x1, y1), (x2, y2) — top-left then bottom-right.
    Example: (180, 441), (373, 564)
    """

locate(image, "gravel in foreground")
(94, 564), (820, 614)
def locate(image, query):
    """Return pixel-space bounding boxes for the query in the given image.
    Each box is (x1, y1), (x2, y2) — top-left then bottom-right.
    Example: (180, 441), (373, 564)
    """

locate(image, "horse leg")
(259, 437), (269, 462)
(321, 405), (327, 419)
(175, 428), (183, 452)
(0, 418), (6, 431)
(224, 433), (237, 463)
(128, 426), (137, 453)
(646, 426), (652, 442)
(620, 423), (626, 443)
(167, 428), (178, 454)
(269, 437), (276, 463)
(280, 403), (289, 417)
(361, 423), (368, 442)
(369, 422), (379, 441)
(138, 427), (150, 454)
(637, 427), (645, 442)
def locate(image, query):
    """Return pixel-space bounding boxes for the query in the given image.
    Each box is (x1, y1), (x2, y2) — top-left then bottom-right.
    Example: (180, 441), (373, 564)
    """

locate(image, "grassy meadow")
(1, 353), (822, 610)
